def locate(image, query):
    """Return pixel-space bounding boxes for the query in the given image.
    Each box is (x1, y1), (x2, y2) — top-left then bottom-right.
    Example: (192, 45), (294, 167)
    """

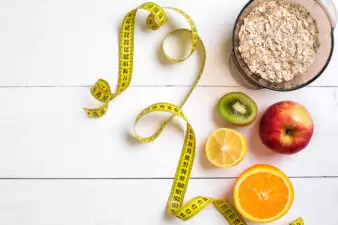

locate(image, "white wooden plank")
(0, 0), (337, 87)
(0, 86), (337, 177)
(0, 178), (337, 225)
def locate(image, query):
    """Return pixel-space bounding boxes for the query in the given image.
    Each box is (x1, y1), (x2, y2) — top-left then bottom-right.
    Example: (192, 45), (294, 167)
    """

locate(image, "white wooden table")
(0, 0), (337, 224)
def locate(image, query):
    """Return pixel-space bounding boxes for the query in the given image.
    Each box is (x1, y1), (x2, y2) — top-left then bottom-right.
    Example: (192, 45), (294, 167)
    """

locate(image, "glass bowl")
(230, 0), (337, 91)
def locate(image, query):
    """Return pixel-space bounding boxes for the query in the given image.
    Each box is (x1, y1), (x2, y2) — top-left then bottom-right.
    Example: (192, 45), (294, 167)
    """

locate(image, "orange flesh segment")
(238, 171), (290, 219)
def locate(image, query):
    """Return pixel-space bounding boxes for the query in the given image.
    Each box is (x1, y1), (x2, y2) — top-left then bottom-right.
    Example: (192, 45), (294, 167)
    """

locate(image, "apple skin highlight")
(259, 101), (314, 155)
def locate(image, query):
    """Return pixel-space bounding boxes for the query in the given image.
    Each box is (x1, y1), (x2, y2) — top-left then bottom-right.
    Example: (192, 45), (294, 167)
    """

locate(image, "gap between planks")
(0, 85), (338, 88)
(0, 176), (337, 180)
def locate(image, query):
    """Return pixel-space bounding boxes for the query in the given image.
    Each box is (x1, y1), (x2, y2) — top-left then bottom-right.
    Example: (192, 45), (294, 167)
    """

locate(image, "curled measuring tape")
(84, 2), (304, 224)
(83, 2), (201, 118)
(134, 102), (247, 224)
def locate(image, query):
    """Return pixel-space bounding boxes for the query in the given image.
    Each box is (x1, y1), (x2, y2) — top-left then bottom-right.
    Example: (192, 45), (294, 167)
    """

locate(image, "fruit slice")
(234, 164), (294, 223)
(205, 128), (247, 168)
(217, 92), (257, 126)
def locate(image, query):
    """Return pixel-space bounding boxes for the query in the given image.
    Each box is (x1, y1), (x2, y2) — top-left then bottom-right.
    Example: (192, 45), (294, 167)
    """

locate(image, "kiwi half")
(217, 92), (257, 126)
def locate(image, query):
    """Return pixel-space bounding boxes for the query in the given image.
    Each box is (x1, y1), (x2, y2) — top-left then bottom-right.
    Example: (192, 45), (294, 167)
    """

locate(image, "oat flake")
(238, 1), (320, 83)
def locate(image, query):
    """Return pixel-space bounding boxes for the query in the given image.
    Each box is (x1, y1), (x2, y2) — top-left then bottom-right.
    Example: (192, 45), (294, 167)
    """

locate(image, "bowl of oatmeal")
(230, 0), (337, 91)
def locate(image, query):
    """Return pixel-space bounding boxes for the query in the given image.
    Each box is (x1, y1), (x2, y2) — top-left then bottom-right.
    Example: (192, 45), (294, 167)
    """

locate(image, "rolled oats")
(238, 1), (320, 83)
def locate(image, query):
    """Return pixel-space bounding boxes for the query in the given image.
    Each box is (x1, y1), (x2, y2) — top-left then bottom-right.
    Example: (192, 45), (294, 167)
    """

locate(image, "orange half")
(234, 164), (294, 223)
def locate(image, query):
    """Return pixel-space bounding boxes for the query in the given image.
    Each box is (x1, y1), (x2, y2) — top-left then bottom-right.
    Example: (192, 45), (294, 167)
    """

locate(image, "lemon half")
(205, 128), (247, 168)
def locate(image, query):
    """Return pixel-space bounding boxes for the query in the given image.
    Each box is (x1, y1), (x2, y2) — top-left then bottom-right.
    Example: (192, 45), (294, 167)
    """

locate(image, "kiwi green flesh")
(218, 92), (257, 125)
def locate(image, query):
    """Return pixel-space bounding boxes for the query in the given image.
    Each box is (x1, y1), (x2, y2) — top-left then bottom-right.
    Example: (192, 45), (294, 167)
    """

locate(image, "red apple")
(259, 101), (314, 154)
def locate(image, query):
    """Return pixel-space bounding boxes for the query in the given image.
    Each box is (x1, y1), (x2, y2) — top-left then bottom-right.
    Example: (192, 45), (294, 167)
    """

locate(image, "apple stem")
(285, 129), (292, 135)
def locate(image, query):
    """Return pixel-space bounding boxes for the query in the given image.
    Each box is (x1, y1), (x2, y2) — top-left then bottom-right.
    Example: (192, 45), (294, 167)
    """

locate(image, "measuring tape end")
(290, 217), (304, 225)
(83, 105), (108, 118)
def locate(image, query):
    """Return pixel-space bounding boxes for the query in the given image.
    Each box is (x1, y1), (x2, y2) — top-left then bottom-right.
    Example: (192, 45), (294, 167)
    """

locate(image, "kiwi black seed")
(217, 92), (258, 126)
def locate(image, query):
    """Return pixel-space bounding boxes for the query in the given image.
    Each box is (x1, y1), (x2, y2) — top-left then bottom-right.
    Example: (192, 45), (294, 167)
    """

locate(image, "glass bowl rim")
(231, 0), (335, 91)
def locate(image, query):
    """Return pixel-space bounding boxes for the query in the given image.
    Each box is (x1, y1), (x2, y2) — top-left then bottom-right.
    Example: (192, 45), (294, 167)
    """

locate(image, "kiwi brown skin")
(217, 92), (258, 126)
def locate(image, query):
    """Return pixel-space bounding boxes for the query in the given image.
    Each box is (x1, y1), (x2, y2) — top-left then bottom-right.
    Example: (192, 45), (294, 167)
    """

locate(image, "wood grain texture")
(0, 0), (337, 87)
(0, 179), (336, 225)
(1, 0), (338, 224)
(0, 86), (337, 178)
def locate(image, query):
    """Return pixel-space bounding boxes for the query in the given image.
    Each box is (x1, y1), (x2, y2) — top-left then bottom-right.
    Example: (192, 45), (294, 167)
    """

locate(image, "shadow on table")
(198, 103), (281, 170)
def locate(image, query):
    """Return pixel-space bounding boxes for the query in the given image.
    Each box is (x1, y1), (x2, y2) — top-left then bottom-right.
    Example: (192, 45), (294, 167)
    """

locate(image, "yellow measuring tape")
(83, 2), (304, 224)
(290, 218), (304, 225)
(83, 2), (201, 118)
(134, 102), (247, 224)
